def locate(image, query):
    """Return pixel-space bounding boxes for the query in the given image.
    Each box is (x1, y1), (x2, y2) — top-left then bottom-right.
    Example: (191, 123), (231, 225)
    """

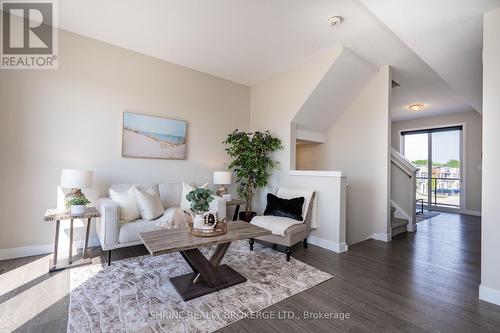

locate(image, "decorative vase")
(192, 213), (205, 229)
(71, 205), (86, 215)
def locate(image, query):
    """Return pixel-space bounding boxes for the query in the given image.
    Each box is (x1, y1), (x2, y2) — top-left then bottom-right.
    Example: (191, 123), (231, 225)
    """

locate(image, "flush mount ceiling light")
(328, 16), (343, 26)
(408, 103), (425, 111)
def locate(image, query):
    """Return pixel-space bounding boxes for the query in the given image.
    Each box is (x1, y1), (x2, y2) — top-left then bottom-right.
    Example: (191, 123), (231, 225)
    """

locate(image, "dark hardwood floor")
(1, 212), (499, 332)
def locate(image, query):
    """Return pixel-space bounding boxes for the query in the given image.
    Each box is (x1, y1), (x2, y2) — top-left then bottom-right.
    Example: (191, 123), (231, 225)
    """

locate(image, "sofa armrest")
(96, 198), (120, 250)
(210, 196), (227, 220)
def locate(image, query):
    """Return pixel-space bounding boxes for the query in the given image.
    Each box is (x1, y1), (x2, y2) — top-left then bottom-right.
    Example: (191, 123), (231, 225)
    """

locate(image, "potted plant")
(224, 130), (282, 222)
(67, 196), (91, 215)
(186, 188), (214, 229)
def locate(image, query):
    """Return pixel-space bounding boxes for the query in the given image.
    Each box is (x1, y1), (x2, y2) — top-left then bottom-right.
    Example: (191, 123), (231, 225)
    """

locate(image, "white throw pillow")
(180, 182), (209, 210)
(109, 187), (140, 222)
(134, 187), (165, 221)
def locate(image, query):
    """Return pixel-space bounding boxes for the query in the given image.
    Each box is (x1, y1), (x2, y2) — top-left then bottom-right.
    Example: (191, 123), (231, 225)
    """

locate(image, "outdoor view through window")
(402, 128), (461, 209)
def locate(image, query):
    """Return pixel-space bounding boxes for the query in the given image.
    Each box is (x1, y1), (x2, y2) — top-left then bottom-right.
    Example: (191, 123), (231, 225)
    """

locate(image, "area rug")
(416, 211), (440, 223)
(68, 240), (332, 333)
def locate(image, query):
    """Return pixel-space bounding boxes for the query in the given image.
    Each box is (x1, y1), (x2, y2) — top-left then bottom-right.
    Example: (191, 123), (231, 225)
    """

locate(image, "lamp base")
(64, 188), (84, 210)
(216, 185), (228, 197)
(65, 188), (84, 198)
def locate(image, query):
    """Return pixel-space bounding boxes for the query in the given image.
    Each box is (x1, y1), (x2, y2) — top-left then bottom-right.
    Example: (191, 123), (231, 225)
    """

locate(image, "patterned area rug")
(68, 240), (332, 333)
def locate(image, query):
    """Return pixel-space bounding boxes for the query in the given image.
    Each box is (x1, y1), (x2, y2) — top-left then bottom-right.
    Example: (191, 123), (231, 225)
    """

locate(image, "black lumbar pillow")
(264, 193), (305, 221)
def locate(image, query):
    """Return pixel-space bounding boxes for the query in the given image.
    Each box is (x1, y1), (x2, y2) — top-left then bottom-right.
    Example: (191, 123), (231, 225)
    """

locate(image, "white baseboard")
(308, 236), (348, 253)
(462, 210), (482, 217)
(479, 284), (500, 306)
(371, 232), (391, 242)
(407, 223), (417, 232)
(0, 238), (100, 261)
(0, 244), (54, 261)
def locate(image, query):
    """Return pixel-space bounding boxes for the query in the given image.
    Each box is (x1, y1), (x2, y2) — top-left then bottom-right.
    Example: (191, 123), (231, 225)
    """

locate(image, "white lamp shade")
(60, 169), (93, 189)
(213, 171), (232, 185)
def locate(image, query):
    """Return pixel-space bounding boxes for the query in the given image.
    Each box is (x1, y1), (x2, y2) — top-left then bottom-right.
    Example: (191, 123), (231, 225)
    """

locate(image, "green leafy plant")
(67, 196), (91, 206)
(223, 130), (282, 215)
(186, 188), (214, 214)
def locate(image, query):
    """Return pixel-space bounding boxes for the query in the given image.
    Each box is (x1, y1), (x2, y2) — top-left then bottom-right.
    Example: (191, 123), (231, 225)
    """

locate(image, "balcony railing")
(416, 177), (461, 208)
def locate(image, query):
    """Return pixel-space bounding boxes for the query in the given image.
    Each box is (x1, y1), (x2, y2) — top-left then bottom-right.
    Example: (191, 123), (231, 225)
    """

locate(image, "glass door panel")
(402, 133), (429, 205)
(431, 131), (461, 208)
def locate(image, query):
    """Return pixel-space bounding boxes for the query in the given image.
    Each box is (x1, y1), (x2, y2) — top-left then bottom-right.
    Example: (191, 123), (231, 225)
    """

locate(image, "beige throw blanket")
(251, 215), (303, 236)
(155, 207), (190, 229)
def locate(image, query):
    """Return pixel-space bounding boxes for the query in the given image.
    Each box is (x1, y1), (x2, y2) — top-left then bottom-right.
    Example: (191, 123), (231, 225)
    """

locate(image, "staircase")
(390, 148), (419, 238)
(391, 206), (409, 237)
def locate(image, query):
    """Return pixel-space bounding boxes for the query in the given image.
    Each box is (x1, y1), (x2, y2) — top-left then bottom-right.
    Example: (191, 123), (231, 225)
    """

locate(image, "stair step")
(391, 217), (408, 229)
(391, 217), (408, 237)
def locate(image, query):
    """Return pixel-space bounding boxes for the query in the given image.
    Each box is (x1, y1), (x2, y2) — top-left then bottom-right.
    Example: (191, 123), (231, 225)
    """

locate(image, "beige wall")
(296, 143), (322, 170)
(480, 8), (500, 304)
(391, 111), (482, 213)
(294, 67), (392, 244)
(391, 163), (414, 222)
(250, 50), (349, 250)
(0, 29), (250, 251)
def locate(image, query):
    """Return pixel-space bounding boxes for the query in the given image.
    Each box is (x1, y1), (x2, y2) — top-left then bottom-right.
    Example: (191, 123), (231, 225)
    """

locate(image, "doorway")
(401, 126), (463, 211)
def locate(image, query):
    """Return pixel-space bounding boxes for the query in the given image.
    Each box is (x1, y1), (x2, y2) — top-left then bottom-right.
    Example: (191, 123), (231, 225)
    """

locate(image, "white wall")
(480, 8), (500, 306)
(250, 49), (349, 251)
(391, 164), (413, 215)
(0, 28), (250, 255)
(391, 111), (482, 213)
(294, 67), (392, 244)
(286, 171), (347, 252)
(391, 162), (416, 229)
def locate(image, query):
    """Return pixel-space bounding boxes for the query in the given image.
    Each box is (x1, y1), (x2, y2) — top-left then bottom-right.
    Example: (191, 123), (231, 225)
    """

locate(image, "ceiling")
(360, 0), (500, 115)
(56, 0), (500, 120)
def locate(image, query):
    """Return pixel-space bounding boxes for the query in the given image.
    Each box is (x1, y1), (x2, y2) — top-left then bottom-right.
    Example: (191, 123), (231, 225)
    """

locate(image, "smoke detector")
(328, 16), (343, 26)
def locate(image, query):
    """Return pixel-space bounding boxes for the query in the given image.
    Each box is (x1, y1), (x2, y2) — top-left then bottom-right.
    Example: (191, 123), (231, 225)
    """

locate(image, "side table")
(44, 207), (100, 272)
(226, 199), (245, 221)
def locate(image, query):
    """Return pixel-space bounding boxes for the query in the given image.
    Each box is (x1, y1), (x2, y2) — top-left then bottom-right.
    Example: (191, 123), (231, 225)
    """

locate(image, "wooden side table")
(44, 207), (100, 272)
(226, 199), (245, 221)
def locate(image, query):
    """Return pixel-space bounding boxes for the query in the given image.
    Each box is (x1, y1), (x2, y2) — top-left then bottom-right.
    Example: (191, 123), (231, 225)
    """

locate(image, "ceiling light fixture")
(328, 16), (343, 26)
(408, 103), (425, 112)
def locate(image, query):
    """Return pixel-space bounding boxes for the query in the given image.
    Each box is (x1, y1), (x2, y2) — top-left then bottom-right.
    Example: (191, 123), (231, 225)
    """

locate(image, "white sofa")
(96, 183), (226, 264)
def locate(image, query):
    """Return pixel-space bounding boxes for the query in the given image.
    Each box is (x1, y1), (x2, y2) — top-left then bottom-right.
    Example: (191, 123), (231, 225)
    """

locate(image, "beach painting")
(122, 112), (187, 159)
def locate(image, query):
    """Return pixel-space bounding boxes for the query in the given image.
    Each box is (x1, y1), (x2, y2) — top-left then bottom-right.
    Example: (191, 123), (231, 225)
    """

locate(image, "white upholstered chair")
(250, 187), (315, 261)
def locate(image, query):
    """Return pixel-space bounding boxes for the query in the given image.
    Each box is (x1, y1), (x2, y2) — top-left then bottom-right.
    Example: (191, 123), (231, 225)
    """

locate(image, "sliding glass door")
(401, 126), (463, 210)
(402, 133), (429, 206)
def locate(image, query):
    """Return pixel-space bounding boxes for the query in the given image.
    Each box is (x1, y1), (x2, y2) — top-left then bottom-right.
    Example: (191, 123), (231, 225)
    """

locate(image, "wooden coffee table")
(140, 221), (270, 301)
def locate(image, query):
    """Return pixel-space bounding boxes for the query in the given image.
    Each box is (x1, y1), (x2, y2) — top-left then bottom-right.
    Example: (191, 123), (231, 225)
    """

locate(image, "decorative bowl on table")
(188, 213), (227, 237)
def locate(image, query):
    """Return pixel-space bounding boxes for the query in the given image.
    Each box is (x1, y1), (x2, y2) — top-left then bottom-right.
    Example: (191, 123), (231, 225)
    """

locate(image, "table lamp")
(60, 169), (93, 200)
(213, 171), (232, 197)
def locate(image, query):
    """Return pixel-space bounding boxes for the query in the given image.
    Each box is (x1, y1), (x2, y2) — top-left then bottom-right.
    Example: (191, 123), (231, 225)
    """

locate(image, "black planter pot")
(239, 211), (257, 222)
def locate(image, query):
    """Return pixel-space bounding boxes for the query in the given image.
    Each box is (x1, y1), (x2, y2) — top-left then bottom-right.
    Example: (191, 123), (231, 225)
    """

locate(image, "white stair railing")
(390, 148), (419, 234)
(391, 148), (419, 177)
